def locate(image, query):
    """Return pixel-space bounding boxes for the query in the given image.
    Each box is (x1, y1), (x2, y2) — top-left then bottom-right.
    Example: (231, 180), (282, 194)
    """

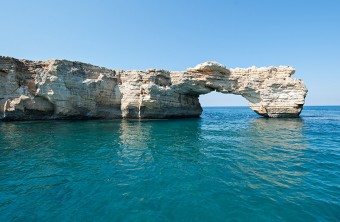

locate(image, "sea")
(0, 106), (339, 221)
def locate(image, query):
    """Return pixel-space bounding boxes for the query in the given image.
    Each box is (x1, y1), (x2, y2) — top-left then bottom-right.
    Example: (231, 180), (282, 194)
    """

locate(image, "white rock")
(0, 56), (308, 120)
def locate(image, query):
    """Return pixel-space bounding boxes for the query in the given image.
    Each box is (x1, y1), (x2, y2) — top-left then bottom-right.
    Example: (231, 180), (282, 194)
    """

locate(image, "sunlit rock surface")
(0, 56), (307, 120)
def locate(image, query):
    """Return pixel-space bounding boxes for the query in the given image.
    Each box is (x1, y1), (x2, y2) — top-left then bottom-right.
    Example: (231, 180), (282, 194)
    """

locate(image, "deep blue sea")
(0, 106), (339, 221)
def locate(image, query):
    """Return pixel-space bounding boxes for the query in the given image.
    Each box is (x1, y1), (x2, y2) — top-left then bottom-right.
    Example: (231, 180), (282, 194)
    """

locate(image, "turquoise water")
(0, 107), (339, 221)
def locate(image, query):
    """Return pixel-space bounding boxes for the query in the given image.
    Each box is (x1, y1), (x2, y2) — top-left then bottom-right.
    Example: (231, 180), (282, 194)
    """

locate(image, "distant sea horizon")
(202, 105), (340, 107)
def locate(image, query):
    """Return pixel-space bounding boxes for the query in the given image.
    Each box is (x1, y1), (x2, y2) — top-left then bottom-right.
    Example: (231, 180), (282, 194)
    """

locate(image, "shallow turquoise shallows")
(0, 107), (340, 221)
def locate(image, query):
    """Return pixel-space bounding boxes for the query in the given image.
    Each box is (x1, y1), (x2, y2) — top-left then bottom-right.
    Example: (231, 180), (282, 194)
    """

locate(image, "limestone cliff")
(0, 56), (307, 120)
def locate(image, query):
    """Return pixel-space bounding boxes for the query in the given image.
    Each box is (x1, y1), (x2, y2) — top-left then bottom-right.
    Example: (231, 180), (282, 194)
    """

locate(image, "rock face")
(0, 56), (308, 120)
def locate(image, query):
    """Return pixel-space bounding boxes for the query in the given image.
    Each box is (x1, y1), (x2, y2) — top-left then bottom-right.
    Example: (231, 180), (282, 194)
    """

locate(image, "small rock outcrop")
(0, 56), (308, 120)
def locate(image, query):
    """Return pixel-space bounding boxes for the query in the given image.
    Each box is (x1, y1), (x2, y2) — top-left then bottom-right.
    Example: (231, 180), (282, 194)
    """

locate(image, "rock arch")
(0, 56), (307, 120)
(122, 62), (308, 118)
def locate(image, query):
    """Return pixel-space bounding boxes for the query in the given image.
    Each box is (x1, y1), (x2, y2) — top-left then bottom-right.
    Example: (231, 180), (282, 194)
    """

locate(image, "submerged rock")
(0, 56), (307, 120)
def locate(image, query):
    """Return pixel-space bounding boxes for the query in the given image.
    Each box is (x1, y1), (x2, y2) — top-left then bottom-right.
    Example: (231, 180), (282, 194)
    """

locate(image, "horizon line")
(202, 105), (340, 107)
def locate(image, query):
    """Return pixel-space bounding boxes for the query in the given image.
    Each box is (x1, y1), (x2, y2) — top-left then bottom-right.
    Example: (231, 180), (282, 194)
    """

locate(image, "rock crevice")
(0, 56), (308, 120)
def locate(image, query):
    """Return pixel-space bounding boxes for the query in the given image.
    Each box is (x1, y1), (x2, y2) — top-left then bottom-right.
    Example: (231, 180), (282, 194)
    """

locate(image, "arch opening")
(199, 91), (248, 107)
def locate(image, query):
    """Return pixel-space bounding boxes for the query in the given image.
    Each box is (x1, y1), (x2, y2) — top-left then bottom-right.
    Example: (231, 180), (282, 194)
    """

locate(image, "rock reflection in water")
(117, 119), (204, 163)
(238, 118), (308, 190)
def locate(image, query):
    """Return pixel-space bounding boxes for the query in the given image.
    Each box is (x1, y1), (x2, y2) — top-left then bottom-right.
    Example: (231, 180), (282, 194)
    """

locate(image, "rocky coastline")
(0, 56), (308, 120)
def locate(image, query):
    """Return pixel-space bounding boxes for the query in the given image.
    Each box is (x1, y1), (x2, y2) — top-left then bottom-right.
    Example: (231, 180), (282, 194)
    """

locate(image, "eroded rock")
(0, 56), (308, 120)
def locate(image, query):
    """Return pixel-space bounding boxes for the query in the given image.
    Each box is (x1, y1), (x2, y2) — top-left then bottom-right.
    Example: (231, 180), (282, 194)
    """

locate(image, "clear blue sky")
(1, 0), (339, 106)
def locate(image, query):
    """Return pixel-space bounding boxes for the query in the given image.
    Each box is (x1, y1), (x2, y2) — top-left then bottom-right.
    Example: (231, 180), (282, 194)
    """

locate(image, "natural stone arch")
(0, 56), (307, 120)
(123, 62), (308, 118)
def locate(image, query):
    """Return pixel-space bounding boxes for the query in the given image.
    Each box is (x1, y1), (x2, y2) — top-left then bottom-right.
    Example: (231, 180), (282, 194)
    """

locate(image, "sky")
(1, 0), (339, 106)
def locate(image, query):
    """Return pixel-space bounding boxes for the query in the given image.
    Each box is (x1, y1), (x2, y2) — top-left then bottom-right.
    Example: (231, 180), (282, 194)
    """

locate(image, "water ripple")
(0, 107), (340, 221)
